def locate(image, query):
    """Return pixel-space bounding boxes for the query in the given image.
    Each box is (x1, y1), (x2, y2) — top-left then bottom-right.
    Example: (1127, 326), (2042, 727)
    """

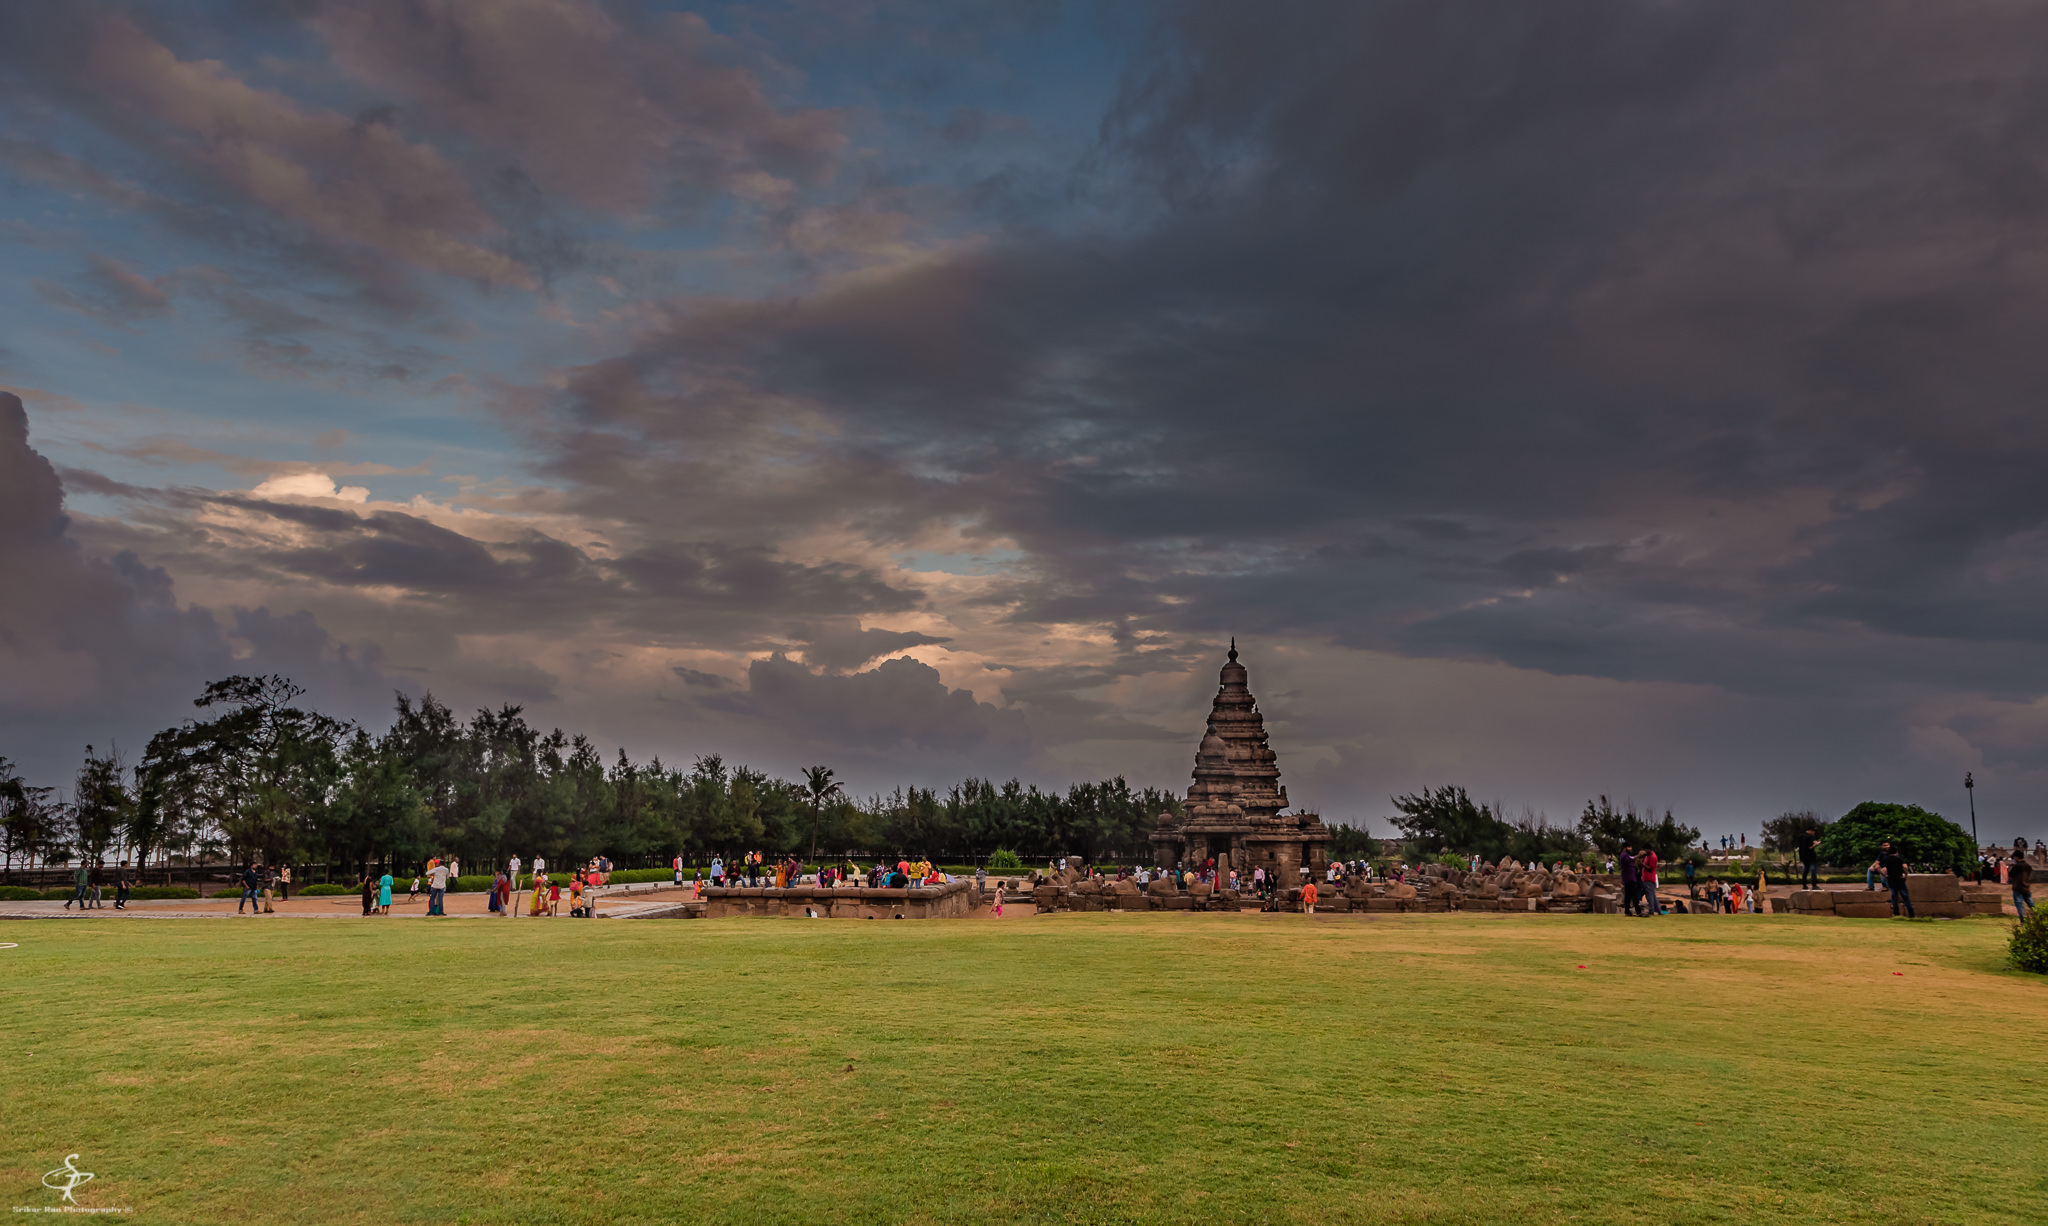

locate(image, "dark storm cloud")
(720, 653), (1028, 756)
(0, 394), (391, 780)
(168, 492), (930, 643)
(503, 0), (2048, 712)
(790, 617), (951, 672)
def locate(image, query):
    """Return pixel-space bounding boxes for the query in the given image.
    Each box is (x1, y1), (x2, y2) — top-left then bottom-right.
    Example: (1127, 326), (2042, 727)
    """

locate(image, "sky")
(2, 0), (2045, 844)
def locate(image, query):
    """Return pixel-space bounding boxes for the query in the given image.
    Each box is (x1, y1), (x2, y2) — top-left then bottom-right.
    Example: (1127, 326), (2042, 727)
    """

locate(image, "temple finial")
(1227, 636), (1237, 663)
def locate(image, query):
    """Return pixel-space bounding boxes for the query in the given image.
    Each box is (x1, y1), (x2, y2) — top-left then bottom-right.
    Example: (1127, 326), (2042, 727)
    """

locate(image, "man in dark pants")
(1796, 827), (1821, 890)
(238, 863), (263, 914)
(115, 861), (132, 910)
(1683, 857), (1698, 901)
(1618, 845), (1641, 916)
(2011, 855), (2034, 919)
(1880, 841), (1913, 918)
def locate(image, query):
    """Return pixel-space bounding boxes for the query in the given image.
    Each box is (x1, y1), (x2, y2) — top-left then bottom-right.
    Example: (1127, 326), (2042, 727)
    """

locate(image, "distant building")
(1150, 641), (1330, 883)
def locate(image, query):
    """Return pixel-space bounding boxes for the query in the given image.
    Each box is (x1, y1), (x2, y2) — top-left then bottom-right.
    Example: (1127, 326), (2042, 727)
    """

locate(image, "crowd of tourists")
(692, 854), (964, 891)
(58, 832), (2041, 923)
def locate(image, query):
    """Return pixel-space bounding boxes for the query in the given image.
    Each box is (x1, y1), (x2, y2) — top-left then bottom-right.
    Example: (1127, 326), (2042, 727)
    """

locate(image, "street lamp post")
(1964, 771), (1978, 850)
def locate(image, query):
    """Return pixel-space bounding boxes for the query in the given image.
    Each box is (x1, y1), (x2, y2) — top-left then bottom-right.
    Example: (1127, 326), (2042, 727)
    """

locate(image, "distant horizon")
(5, 2), (2047, 847)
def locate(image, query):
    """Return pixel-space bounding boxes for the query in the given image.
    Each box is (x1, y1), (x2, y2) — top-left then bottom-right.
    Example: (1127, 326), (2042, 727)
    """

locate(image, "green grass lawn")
(2, 913), (2043, 1224)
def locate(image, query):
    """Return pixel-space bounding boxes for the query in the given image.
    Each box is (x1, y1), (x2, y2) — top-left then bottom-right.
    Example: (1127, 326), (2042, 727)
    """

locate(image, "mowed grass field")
(2, 912), (2043, 1225)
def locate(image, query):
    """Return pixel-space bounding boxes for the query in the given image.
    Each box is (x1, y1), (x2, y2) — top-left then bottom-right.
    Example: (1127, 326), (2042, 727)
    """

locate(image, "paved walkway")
(0, 882), (702, 921)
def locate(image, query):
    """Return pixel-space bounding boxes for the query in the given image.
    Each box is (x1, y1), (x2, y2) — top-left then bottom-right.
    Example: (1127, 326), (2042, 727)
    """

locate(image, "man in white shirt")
(509, 855), (522, 893)
(672, 854), (683, 886)
(428, 861), (450, 916)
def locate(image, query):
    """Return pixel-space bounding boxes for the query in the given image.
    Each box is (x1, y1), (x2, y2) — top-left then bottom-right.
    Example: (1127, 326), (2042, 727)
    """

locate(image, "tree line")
(0, 675), (1188, 880)
(1388, 786), (1983, 871)
(1386, 785), (1704, 863)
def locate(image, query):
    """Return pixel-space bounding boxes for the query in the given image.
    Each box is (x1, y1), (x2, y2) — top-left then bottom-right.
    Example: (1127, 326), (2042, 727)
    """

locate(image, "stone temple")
(1150, 641), (1330, 883)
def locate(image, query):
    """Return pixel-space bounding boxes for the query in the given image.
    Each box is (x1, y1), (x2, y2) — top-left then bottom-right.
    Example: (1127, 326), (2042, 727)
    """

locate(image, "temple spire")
(1227, 636), (1237, 663)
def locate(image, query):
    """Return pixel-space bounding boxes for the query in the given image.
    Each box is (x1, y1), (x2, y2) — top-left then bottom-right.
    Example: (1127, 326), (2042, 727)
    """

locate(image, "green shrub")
(2010, 907), (2048, 974)
(125, 886), (199, 900)
(986, 848), (1024, 871)
(298, 883), (355, 896)
(0, 886), (46, 900)
(1818, 802), (1976, 873)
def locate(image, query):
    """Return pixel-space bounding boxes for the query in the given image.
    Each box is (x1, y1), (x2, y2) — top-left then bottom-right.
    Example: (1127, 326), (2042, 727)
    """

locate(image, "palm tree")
(803, 766), (843, 861)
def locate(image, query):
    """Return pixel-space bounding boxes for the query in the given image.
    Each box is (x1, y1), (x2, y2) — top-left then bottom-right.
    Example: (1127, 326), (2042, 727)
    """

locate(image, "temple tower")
(1151, 641), (1330, 884)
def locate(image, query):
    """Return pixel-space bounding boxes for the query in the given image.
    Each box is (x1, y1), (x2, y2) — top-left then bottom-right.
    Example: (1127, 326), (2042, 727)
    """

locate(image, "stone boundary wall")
(682, 879), (982, 919)
(1787, 875), (2009, 919)
(1027, 861), (2022, 919)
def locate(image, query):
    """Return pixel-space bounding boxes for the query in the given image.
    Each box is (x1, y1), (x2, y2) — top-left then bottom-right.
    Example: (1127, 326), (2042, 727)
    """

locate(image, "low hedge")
(0, 884), (199, 901)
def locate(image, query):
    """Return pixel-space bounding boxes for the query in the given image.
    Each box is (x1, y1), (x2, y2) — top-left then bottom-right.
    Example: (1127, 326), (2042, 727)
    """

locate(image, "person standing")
(1640, 848), (1660, 916)
(378, 869), (393, 914)
(239, 863), (262, 914)
(1880, 841), (1914, 918)
(262, 865), (277, 913)
(2010, 855), (2034, 919)
(532, 855), (546, 887)
(1618, 845), (1640, 917)
(993, 883), (1005, 918)
(87, 861), (105, 909)
(278, 864), (291, 902)
(1301, 879), (1318, 915)
(1682, 857), (1698, 901)
(360, 874), (375, 916)
(448, 856), (461, 884)
(428, 859), (450, 916)
(673, 854), (683, 888)
(1796, 827), (1820, 890)
(408, 874), (420, 903)
(509, 855), (522, 896)
(115, 860), (132, 910)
